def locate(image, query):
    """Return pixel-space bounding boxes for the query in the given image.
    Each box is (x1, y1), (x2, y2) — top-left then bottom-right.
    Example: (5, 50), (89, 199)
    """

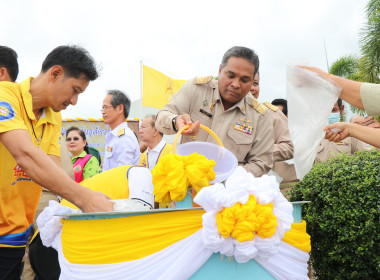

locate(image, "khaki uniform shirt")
(156, 77), (274, 177)
(360, 83), (380, 116)
(315, 137), (366, 163)
(273, 161), (298, 184)
(263, 101), (294, 162)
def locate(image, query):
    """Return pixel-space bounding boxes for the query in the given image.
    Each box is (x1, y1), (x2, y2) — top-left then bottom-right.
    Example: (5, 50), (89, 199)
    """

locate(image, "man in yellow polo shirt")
(0, 45), (114, 280)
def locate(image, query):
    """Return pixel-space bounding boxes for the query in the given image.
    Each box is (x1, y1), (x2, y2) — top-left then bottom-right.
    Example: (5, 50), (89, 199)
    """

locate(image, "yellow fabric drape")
(61, 209), (204, 264)
(281, 220), (311, 253)
(61, 210), (310, 265)
(60, 165), (132, 209)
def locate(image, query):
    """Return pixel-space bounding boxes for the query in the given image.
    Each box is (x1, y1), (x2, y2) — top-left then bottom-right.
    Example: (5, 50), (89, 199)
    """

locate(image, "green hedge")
(290, 150), (380, 280)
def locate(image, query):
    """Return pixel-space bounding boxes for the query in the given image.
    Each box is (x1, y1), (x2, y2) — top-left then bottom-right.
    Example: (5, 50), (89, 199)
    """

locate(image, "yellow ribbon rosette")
(152, 124), (222, 203)
(152, 153), (215, 203)
(216, 195), (277, 242)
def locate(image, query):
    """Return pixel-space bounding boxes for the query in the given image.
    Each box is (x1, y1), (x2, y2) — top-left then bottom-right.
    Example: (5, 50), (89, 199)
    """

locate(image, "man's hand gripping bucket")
(173, 124), (238, 208)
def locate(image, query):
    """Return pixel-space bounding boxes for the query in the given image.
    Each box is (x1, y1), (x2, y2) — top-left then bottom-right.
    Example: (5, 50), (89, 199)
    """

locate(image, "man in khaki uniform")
(316, 99), (365, 163)
(249, 72), (296, 196)
(249, 72), (293, 162)
(155, 46), (274, 177)
(316, 138), (365, 163)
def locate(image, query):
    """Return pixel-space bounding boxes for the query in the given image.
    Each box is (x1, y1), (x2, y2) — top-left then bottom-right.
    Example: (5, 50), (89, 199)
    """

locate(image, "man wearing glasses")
(101, 90), (140, 171)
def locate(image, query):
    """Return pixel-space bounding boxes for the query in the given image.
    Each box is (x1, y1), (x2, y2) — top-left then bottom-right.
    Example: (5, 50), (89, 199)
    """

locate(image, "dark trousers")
(29, 234), (60, 280)
(0, 246), (25, 280)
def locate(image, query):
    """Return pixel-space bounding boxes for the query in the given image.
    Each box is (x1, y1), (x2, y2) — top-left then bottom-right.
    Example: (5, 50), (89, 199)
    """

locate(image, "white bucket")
(176, 142), (238, 184)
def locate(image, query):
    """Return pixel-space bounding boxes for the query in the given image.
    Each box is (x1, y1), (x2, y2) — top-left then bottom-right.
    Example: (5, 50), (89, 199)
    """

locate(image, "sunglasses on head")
(66, 137), (81, 142)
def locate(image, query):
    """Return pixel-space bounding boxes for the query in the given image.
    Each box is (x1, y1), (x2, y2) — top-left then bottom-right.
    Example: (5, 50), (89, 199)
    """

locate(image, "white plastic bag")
(286, 60), (341, 179)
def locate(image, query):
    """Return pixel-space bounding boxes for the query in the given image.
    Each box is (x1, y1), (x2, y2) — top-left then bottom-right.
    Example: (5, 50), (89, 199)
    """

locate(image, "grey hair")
(142, 114), (163, 136)
(107, 89), (131, 118)
(221, 46), (259, 77)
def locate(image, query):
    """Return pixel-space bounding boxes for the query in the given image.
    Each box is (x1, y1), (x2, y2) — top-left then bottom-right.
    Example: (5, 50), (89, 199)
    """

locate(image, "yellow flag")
(143, 65), (187, 109)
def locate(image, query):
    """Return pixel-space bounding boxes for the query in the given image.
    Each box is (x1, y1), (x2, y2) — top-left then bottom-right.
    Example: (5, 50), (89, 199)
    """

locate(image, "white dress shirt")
(103, 122), (140, 171)
(146, 139), (167, 170)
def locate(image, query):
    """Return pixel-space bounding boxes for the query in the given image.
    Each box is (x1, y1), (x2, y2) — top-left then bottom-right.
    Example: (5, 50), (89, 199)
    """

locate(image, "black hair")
(107, 89), (131, 119)
(41, 45), (98, 81)
(221, 46), (259, 77)
(66, 126), (90, 154)
(271, 98), (288, 116)
(337, 98), (343, 111)
(0, 45), (19, 82)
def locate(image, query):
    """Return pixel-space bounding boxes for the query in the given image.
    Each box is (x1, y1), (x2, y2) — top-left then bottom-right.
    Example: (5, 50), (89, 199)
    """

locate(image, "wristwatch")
(172, 116), (178, 132)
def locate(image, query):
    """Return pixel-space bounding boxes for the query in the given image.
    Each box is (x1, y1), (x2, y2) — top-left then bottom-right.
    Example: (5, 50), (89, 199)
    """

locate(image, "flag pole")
(140, 61), (143, 118)
(324, 39), (329, 72)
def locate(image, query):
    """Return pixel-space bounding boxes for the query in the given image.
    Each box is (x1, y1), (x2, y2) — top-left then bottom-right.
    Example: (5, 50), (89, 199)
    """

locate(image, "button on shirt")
(103, 122), (140, 171)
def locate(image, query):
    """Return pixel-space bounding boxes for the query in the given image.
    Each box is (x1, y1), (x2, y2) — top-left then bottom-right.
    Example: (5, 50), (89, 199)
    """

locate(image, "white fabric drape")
(38, 167), (309, 280)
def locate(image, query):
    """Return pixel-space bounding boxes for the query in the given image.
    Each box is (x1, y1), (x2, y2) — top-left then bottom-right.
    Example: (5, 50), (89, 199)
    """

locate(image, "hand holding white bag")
(286, 61), (341, 179)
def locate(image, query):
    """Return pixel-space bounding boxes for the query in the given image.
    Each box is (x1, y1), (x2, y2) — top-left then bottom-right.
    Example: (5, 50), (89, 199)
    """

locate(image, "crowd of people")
(0, 44), (379, 280)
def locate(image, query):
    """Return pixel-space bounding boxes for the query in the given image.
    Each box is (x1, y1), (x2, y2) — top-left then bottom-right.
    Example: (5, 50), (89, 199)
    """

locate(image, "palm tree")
(328, 0), (380, 117)
(329, 55), (360, 80)
(359, 0), (380, 83)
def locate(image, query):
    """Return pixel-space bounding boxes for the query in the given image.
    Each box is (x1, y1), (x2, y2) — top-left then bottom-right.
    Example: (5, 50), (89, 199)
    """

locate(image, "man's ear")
(117, 104), (124, 116)
(0, 67), (9, 81)
(49, 65), (64, 82)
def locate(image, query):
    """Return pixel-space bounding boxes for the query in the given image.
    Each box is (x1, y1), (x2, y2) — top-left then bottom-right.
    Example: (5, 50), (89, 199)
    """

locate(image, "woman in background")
(66, 126), (99, 183)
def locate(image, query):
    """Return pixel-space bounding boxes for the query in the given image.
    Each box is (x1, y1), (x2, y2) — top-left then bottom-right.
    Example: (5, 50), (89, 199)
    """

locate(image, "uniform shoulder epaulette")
(251, 99), (268, 115)
(117, 128), (125, 137)
(195, 76), (213, 84)
(264, 101), (278, 112)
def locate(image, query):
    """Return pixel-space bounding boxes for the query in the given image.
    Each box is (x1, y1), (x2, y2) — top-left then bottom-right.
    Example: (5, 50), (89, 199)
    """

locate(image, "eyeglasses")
(101, 105), (114, 112)
(66, 137), (81, 142)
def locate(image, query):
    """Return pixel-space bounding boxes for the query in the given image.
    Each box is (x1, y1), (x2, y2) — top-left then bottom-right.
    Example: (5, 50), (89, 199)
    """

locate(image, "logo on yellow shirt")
(11, 165), (31, 185)
(0, 101), (15, 121)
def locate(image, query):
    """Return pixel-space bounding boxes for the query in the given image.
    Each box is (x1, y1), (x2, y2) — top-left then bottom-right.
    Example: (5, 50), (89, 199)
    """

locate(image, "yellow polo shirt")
(0, 78), (61, 247)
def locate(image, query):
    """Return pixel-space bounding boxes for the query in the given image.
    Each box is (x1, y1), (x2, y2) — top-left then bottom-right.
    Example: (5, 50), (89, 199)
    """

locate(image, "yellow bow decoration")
(152, 153), (216, 203)
(216, 195), (277, 242)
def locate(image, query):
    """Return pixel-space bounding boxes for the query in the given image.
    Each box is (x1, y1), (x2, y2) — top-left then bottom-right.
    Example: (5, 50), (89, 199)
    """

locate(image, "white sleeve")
(128, 167), (154, 209)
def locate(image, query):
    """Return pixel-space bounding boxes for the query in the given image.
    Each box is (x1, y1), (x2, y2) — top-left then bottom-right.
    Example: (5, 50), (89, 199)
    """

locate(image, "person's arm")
(243, 111), (275, 176)
(83, 156), (100, 180)
(301, 66), (364, 109)
(324, 122), (380, 148)
(0, 129), (114, 212)
(272, 110), (294, 162)
(128, 167), (154, 209)
(156, 79), (200, 136)
(48, 154), (61, 167)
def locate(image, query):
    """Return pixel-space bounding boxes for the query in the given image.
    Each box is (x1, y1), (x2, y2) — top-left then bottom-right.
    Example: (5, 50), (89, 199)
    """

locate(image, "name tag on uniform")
(106, 146), (113, 152)
(337, 141), (349, 145)
(233, 122), (253, 135)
